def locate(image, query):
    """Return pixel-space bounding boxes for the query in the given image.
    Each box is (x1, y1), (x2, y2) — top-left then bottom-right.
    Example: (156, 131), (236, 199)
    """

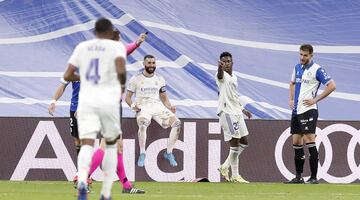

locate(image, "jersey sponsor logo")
(140, 87), (158, 92)
(300, 119), (309, 124)
(301, 79), (310, 84)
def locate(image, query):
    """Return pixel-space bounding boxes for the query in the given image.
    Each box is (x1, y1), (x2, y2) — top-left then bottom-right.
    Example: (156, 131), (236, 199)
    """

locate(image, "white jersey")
(68, 39), (126, 106)
(216, 71), (243, 115)
(127, 73), (166, 106)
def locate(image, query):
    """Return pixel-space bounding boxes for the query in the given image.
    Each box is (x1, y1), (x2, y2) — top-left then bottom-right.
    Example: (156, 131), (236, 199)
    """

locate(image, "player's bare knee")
(80, 139), (95, 147)
(117, 139), (123, 153)
(105, 135), (120, 145)
(229, 138), (240, 147)
(137, 118), (150, 131)
(74, 138), (81, 146)
(170, 117), (181, 129)
(239, 136), (248, 146)
(303, 134), (316, 143)
(99, 139), (106, 150)
(292, 134), (304, 145)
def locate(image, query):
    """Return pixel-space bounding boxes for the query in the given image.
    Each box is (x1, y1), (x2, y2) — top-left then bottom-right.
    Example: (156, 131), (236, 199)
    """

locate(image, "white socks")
(138, 126), (147, 154)
(100, 144), (117, 198)
(222, 153), (231, 169)
(167, 126), (180, 153)
(229, 144), (247, 177)
(77, 145), (93, 187)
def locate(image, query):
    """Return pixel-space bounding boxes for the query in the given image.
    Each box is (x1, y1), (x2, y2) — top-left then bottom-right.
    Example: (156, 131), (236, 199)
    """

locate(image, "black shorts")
(290, 109), (318, 134)
(70, 110), (79, 139)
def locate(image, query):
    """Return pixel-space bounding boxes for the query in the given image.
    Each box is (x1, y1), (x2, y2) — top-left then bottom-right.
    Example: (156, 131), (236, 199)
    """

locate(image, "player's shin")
(293, 144), (305, 178)
(100, 144), (117, 198)
(307, 142), (318, 179)
(229, 146), (240, 177)
(117, 152), (132, 189)
(138, 124), (148, 154)
(229, 144), (247, 177)
(222, 153), (231, 168)
(88, 148), (105, 176)
(77, 145), (93, 187)
(167, 120), (181, 153)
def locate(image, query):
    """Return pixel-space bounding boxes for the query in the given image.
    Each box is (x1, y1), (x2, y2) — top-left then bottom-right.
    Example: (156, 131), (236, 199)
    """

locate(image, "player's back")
(72, 39), (126, 107)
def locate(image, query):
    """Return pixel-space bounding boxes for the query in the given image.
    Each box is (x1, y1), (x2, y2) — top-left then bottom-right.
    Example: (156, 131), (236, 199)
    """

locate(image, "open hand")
(170, 105), (176, 113)
(303, 98), (317, 107)
(48, 103), (56, 116)
(136, 33), (147, 45)
(242, 109), (252, 119)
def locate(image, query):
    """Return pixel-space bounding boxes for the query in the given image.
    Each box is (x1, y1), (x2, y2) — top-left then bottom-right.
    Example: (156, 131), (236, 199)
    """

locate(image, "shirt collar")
(302, 61), (314, 69)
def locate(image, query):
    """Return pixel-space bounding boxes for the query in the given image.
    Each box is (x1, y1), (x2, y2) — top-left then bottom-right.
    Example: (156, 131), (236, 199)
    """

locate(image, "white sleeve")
(160, 76), (166, 88)
(127, 76), (136, 92)
(68, 44), (81, 68)
(290, 68), (295, 83)
(60, 77), (70, 86)
(114, 42), (126, 60)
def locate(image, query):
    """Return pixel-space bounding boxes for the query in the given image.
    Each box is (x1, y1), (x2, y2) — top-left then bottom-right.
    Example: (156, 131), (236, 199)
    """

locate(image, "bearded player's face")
(144, 58), (156, 74)
(300, 50), (313, 65)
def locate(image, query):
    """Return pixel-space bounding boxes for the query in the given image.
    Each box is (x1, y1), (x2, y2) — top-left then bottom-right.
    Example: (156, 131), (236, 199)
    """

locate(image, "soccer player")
(216, 52), (252, 183)
(48, 29), (146, 193)
(86, 28), (146, 194)
(125, 55), (181, 167)
(285, 44), (336, 184)
(48, 79), (81, 154)
(63, 17), (126, 200)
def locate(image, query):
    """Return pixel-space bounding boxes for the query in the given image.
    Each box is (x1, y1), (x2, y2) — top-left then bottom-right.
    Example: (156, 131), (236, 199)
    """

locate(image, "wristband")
(51, 99), (57, 104)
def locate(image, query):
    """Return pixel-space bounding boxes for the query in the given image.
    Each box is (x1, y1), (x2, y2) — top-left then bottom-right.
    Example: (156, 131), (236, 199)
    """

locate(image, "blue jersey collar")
(302, 60), (314, 69)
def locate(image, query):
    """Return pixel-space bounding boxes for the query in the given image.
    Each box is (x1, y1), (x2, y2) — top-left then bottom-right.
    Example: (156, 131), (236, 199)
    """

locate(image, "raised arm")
(217, 60), (225, 80)
(126, 32), (147, 55)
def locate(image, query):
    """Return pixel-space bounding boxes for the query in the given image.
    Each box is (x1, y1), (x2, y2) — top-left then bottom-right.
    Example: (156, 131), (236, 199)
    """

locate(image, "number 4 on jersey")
(86, 58), (100, 84)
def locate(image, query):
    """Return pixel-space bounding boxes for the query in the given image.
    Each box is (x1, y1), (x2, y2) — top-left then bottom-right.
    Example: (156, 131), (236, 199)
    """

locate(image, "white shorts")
(219, 112), (249, 141)
(136, 103), (175, 128)
(77, 104), (121, 141)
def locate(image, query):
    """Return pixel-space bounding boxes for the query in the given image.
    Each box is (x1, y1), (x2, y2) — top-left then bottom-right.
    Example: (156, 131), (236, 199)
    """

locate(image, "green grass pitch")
(0, 181), (359, 200)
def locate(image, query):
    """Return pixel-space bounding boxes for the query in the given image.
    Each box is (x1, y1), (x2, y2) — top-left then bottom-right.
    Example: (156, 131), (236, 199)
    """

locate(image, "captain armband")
(159, 86), (166, 93)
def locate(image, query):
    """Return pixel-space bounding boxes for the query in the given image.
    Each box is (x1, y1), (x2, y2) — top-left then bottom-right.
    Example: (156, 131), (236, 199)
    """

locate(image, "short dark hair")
(113, 27), (120, 34)
(95, 18), (113, 34)
(144, 54), (155, 60)
(300, 44), (313, 54)
(220, 52), (232, 59)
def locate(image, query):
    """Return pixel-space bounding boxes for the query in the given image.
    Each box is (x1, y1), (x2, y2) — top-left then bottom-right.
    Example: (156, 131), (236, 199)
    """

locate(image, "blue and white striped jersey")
(60, 78), (80, 112)
(291, 61), (332, 115)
